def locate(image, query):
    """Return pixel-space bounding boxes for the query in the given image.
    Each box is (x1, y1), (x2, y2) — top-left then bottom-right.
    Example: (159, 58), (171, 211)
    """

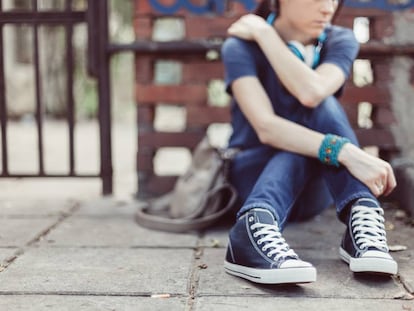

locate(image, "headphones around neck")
(266, 12), (327, 69)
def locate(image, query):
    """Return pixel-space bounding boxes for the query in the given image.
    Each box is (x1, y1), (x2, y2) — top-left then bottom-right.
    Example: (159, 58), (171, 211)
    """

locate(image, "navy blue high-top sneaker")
(340, 198), (398, 275)
(224, 208), (316, 284)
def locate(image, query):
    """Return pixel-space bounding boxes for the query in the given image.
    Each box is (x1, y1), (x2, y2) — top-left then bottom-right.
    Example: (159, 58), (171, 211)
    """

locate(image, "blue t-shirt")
(221, 25), (359, 149)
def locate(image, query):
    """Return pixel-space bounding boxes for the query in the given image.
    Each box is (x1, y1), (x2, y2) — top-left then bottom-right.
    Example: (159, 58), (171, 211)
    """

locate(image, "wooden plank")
(137, 152), (154, 171)
(137, 106), (155, 124)
(339, 7), (389, 17)
(138, 131), (205, 149)
(135, 56), (155, 83)
(341, 85), (390, 106)
(187, 106), (231, 126)
(182, 61), (224, 82)
(373, 107), (396, 126)
(355, 128), (395, 148)
(137, 172), (177, 198)
(145, 175), (177, 197)
(341, 103), (359, 127)
(136, 84), (207, 104)
(134, 16), (153, 40)
(185, 16), (237, 39)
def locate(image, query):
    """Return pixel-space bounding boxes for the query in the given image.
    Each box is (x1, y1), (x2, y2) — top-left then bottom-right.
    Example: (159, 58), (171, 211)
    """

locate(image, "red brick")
(186, 106), (231, 126)
(355, 128), (395, 148)
(133, 2), (403, 197)
(334, 15), (354, 29)
(185, 16), (238, 39)
(228, 1), (257, 15)
(135, 56), (155, 83)
(143, 175), (177, 197)
(340, 7), (388, 18)
(134, 17), (154, 40)
(373, 107), (396, 126)
(137, 106), (155, 124)
(137, 152), (154, 171)
(138, 131), (205, 149)
(342, 85), (390, 106)
(136, 84), (207, 104)
(182, 61), (224, 82)
(341, 103), (359, 127)
(369, 16), (393, 39)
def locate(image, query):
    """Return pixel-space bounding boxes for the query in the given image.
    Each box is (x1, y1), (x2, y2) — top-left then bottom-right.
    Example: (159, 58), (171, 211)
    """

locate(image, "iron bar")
(65, 0), (75, 175)
(108, 40), (222, 56)
(96, 0), (113, 195)
(0, 173), (99, 178)
(0, 0), (8, 175)
(0, 11), (85, 25)
(108, 40), (414, 57)
(0, 0), (111, 193)
(32, 0), (44, 175)
(86, 0), (98, 77)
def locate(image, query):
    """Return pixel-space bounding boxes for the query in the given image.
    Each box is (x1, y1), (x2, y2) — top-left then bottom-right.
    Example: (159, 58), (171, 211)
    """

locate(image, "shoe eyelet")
(267, 253), (272, 257)
(249, 217), (254, 222)
(262, 246), (266, 251)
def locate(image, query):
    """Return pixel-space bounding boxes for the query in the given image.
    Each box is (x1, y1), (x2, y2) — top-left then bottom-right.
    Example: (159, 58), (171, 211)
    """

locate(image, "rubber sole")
(224, 260), (317, 284)
(339, 247), (398, 275)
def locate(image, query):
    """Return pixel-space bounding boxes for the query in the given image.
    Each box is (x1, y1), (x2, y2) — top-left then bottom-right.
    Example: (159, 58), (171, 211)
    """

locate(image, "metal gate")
(0, 0), (113, 194)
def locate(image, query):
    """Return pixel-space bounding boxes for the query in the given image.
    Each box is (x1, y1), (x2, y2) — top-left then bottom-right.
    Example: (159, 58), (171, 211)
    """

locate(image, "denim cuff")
(237, 203), (279, 223)
(337, 191), (378, 223)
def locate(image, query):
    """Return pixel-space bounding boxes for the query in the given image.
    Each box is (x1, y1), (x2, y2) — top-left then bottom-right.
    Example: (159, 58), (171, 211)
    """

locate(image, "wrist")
(254, 23), (277, 43)
(318, 134), (350, 167)
(337, 142), (352, 165)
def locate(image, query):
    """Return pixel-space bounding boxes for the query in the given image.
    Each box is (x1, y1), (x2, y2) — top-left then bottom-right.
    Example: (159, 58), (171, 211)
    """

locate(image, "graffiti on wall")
(344, 0), (414, 10)
(148, 0), (414, 15)
(148, 0), (255, 14)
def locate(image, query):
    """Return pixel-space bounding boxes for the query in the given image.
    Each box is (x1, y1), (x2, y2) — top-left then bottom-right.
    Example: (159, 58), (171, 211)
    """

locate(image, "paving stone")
(197, 248), (404, 299)
(74, 198), (138, 217)
(40, 216), (198, 248)
(199, 228), (229, 249)
(194, 297), (413, 311)
(0, 218), (59, 247)
(0, 179), (101, 201)
(386, 215), (414, 294)
(201, 207), (346, 251)
(0, 295), (188, 311)
(0, 199), (74, 216)
(0, 248), (193, 295)
(282, 207), (346, 250)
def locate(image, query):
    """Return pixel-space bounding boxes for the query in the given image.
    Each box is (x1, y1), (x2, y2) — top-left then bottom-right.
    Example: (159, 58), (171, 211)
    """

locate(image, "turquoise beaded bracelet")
(318, 134), (350, 167)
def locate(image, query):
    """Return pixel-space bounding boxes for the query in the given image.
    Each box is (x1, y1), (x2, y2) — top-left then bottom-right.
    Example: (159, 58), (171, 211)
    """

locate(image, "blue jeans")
(229, 96), (377, 230)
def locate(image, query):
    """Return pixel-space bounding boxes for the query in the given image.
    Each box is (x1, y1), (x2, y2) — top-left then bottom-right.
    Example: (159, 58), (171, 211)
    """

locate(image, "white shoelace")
(251, 223), (298, 262)
(351, 206), (388, 251)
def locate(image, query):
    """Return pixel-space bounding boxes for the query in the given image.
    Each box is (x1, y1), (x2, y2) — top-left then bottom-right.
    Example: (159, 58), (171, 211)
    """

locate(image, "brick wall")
(134, 1), (399, 198)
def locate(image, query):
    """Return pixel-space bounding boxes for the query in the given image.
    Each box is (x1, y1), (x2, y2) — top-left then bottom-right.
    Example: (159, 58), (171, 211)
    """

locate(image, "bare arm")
(228, 14), (346, 107)
(233, 76), (396, 197)
(232, 76), (324, 156)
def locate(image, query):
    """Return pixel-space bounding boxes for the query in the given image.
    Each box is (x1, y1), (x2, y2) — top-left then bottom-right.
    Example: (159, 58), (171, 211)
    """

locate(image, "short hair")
(253, 0), (344, 23)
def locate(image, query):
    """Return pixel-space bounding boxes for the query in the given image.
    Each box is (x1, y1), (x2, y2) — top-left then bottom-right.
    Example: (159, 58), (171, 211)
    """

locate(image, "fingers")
(227, 18), (251, 40)
(371, 182), (384, 197)
(373, 163), (397, 197)
(227, 14), (270, 40)
(383, 164), (397, 197)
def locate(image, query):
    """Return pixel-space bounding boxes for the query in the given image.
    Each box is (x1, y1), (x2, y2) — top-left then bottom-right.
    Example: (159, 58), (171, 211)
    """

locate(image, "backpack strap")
(135, 183), (237, 233)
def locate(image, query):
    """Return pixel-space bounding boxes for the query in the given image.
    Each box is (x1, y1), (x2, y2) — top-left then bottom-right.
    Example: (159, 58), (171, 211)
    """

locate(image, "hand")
(227, 14), (273, 41)
(338, 143), (397, 197)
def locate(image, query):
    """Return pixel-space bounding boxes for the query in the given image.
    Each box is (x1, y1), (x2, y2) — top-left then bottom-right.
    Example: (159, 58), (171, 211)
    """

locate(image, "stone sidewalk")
(0, 197), (413, 311)
(0, 120), (413, 310)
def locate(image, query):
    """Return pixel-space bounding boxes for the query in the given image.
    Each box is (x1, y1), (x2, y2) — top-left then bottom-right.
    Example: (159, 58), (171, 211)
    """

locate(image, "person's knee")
(305, 97), (358, 144)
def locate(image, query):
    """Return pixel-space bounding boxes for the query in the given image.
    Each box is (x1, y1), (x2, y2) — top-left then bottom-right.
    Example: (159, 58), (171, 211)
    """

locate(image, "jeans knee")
(303, 97), (358, 144)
